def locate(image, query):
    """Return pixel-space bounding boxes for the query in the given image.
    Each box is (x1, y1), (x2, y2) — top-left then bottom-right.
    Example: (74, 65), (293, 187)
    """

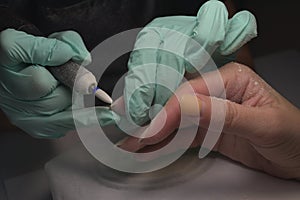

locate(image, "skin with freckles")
(114, 62), (300, 180)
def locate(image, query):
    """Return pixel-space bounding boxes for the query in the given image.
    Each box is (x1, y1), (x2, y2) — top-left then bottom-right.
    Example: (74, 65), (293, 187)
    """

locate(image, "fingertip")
(139, 98), (181, 146)
(221, 10), (258, 55)
(233, 10), (257, 36)
(111, 96), (126, 115)
(197, 0), (228, 19)
(138, 108), (168, 145)
(75, 52), (92, 66)
(116, 137), (146, 152)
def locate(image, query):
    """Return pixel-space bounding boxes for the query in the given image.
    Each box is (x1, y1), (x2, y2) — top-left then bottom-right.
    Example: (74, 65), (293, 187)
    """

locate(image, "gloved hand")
(124, 0), (257, 126)
(0, 29), (118, 138)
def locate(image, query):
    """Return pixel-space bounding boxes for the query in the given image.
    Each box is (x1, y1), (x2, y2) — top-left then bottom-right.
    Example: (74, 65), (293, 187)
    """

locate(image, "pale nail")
(179, 94), (202, 116)
(115, 137), (128, 147)
(110, 96), (126, 115)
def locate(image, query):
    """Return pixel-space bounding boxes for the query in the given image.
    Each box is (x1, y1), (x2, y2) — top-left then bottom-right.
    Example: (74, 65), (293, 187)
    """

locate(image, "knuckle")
(224, 62), (256, 79)
(63, 30), (80, 38)
(52, 30), (81, 42)
(0, 29), (16, 56)
(266, 108), (285, 136)
(225, 102), (238, 129)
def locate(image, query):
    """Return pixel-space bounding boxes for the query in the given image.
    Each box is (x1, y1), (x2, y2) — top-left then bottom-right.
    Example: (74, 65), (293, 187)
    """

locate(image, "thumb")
(180, 94), (266, 141)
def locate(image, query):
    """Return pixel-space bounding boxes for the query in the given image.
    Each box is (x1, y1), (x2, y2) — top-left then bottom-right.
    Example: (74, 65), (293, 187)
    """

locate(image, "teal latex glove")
(125, 0), (257, 125)
(0, 29), (118, 138)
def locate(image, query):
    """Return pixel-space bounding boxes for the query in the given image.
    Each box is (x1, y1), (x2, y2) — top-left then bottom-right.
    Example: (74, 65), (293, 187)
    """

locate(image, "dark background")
(0, 0), (299, 55)
(1, 0), (299, 101)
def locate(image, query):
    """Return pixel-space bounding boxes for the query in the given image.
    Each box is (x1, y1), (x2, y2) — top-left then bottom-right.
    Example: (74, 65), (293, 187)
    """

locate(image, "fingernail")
(115, 137), (128, 147)
(198, 147), (212, 159)
(116, 137), (146, 152)
(138, 128), (149, 143)
(110, 96), (126, 115)
(138, 108), (167, 144)
(179, 94), (202, 116)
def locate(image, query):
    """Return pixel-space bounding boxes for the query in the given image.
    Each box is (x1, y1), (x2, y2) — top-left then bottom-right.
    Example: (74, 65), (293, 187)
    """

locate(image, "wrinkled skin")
(115, 63), (300, 180)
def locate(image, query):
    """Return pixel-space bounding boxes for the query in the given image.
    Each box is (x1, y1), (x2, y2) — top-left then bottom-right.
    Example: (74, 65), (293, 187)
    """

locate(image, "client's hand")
(115, 62), (300, 180)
